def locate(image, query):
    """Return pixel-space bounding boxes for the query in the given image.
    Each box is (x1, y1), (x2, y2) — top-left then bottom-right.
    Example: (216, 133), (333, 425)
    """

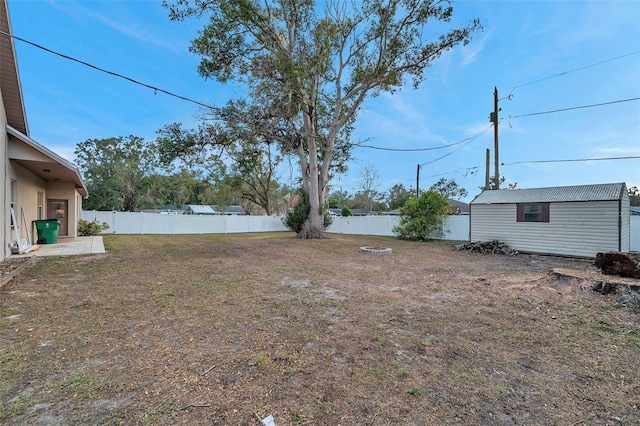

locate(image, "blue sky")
(7, 0), (640, 203)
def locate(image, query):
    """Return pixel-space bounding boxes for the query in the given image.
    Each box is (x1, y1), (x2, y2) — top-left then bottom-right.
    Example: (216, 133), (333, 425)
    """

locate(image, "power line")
(502, 155), (640, 166)
(511, 97), (640, 119)
(358, 124), (492, 152)
(419, 126), (492, 166)
(0, 30), (215, 109)
(427, 166), (479, 178)
(509, 50), (640, 94)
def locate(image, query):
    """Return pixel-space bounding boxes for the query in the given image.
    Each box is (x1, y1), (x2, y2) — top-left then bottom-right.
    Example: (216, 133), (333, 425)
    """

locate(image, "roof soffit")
(0, 0), (28, 134)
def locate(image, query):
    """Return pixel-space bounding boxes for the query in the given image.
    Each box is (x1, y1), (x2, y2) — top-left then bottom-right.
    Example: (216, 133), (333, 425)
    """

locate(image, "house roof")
(471, 183), (627, 205)
(0, 0), (28, 134)
(448, 198), (470, 213)
(2, 0), (88, 196)
(185, 205), (217, 214)
(7, 125), (88, 196)
(225, 205), (246, 214)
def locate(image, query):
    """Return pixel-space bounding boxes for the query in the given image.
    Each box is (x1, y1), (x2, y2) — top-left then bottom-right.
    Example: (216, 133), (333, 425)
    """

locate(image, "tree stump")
(594, 252), (640, 279)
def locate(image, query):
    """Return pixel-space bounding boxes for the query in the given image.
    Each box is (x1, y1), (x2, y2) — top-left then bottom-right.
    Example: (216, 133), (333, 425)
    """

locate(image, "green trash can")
(34, 219), (60, 244)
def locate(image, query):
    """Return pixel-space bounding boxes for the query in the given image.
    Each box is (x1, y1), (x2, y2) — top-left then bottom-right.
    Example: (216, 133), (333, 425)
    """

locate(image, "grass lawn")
(1, 233), (638, 425)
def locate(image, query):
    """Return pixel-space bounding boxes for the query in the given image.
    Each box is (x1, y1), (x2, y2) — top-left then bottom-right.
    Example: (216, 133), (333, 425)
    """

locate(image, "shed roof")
(471, 183), (626, 205)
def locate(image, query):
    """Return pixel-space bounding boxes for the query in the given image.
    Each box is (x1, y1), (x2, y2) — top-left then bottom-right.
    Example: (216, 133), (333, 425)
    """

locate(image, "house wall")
(1, 87), (6, 261)
(3, 160), (81, 249)
(46, 182), (80, 238)
(470, 200), (624, 257)
(7, 160), (46, 244)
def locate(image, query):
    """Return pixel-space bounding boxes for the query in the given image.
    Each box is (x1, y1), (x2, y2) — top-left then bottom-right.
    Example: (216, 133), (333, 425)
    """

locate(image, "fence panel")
(632, 216), (640, 251)
(327, 216), (399, 236)
(81, 211), (469, 241)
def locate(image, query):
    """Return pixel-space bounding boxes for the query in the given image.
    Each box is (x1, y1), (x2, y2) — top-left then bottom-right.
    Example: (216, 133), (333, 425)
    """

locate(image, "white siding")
(471, 201), (622, 257)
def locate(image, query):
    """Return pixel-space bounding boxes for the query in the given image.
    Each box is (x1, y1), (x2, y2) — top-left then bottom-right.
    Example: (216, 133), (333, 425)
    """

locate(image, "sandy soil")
(0, 233), (638, 425)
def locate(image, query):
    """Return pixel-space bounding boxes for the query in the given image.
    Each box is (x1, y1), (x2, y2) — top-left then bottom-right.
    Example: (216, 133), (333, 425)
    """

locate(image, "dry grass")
(1, 233), (638, 425)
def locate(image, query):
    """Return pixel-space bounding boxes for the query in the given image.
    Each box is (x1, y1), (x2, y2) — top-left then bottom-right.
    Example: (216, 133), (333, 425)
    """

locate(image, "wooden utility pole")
(493, 87), (500, 189)
(416, 164), (420, 197)
(485, 149), (490, 190)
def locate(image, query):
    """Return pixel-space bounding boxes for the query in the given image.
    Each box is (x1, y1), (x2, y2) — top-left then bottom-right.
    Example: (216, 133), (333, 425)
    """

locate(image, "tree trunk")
(294, 97), (329, 239)
(296, 214), (328, 239)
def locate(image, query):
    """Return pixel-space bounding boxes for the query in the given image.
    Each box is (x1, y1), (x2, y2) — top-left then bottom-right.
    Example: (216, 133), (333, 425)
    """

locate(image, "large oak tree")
(164, 0), (481, 238)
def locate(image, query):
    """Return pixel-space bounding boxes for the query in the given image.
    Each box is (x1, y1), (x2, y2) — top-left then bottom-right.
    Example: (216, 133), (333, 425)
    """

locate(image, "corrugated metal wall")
(471, 201), (625, 257)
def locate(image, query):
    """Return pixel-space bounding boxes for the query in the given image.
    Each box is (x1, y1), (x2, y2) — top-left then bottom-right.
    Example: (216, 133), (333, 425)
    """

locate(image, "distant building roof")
(225, 205), (246, 215)
(184, 205), (218, 214)
(448, 198), (469, 214)
(471, 183), (627, 205)
(631, 206), (640, 215)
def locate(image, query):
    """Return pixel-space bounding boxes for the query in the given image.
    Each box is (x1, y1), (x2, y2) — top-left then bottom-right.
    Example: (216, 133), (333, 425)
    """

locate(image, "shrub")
(341, 205), (353, 217)
(78, 219), (110, 236)
(283, 190), (332, 233)
(392, 190), (449, 241)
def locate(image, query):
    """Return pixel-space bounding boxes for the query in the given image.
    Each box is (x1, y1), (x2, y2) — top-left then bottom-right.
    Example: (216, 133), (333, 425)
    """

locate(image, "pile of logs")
(594, 251), (640, 279)
(454, 240), (518, 255)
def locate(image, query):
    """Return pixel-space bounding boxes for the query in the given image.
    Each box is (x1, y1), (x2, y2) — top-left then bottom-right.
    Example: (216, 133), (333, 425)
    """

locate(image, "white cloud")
(593, 145), (640, 156)
(48, 0), (185, 54)
(460, 28), (491, 67)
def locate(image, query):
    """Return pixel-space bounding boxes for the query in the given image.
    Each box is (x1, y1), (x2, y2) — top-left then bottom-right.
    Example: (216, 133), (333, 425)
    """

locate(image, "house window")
(517, 203), (550, 222)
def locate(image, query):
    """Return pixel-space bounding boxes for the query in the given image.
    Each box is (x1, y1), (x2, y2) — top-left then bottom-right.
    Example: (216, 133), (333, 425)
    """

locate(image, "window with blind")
(516, 203), (550, 222)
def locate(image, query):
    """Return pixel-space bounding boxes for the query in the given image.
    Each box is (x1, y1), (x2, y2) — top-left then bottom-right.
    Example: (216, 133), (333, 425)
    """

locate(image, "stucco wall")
(1, 86), (6, 261)
(470, 200), (626, 257)
(8, 160), (46, 244)
(46, 182), (80, 237)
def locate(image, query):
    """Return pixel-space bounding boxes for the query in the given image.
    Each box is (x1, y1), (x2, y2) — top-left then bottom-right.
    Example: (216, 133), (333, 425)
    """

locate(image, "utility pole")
(485, 149), (490, 190)
(416, 164), (420, 197)
(492, 87), (500, 189)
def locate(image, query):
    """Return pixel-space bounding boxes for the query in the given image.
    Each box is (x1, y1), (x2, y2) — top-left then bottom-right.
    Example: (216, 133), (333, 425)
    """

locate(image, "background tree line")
(75, 133), (471, 215)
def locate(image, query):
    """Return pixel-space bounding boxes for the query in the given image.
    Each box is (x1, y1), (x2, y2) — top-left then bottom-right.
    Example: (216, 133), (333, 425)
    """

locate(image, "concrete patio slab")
(8, 236), (105, 258)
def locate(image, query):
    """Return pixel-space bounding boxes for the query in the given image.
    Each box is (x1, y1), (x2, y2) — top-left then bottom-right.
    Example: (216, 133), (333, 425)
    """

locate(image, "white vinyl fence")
(81, 211), (470, 241)
(632, 216), (640, 251)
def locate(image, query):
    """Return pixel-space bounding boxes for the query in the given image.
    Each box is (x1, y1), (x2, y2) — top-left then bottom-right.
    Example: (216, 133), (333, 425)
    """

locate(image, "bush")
(392, 190), (449, 241)
(78, 219), (110, 236)
(283, 190), (332, 233)
(341, 205), (353, 217)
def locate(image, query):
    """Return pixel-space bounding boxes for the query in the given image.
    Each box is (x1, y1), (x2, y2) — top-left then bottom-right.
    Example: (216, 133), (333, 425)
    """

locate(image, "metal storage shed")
(470, 183), (630, 257)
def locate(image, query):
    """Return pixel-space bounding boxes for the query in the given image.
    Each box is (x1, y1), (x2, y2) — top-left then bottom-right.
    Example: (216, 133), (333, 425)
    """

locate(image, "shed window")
(517, 203), (549, 222)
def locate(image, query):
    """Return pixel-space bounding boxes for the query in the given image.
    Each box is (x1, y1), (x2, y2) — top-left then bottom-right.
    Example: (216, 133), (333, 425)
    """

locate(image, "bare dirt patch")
(1, 234), (638, 425)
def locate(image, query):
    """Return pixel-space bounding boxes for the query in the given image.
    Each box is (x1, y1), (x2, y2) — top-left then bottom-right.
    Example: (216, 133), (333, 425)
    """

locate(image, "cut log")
(594, 252), (640, 279)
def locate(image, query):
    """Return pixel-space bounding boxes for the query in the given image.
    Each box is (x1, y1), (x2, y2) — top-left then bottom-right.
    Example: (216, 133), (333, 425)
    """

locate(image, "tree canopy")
(163, 0), (481, 238)
(429, 178), (468, 200)
(75, 136), (158, 211)
(629, 186), (640, 206)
